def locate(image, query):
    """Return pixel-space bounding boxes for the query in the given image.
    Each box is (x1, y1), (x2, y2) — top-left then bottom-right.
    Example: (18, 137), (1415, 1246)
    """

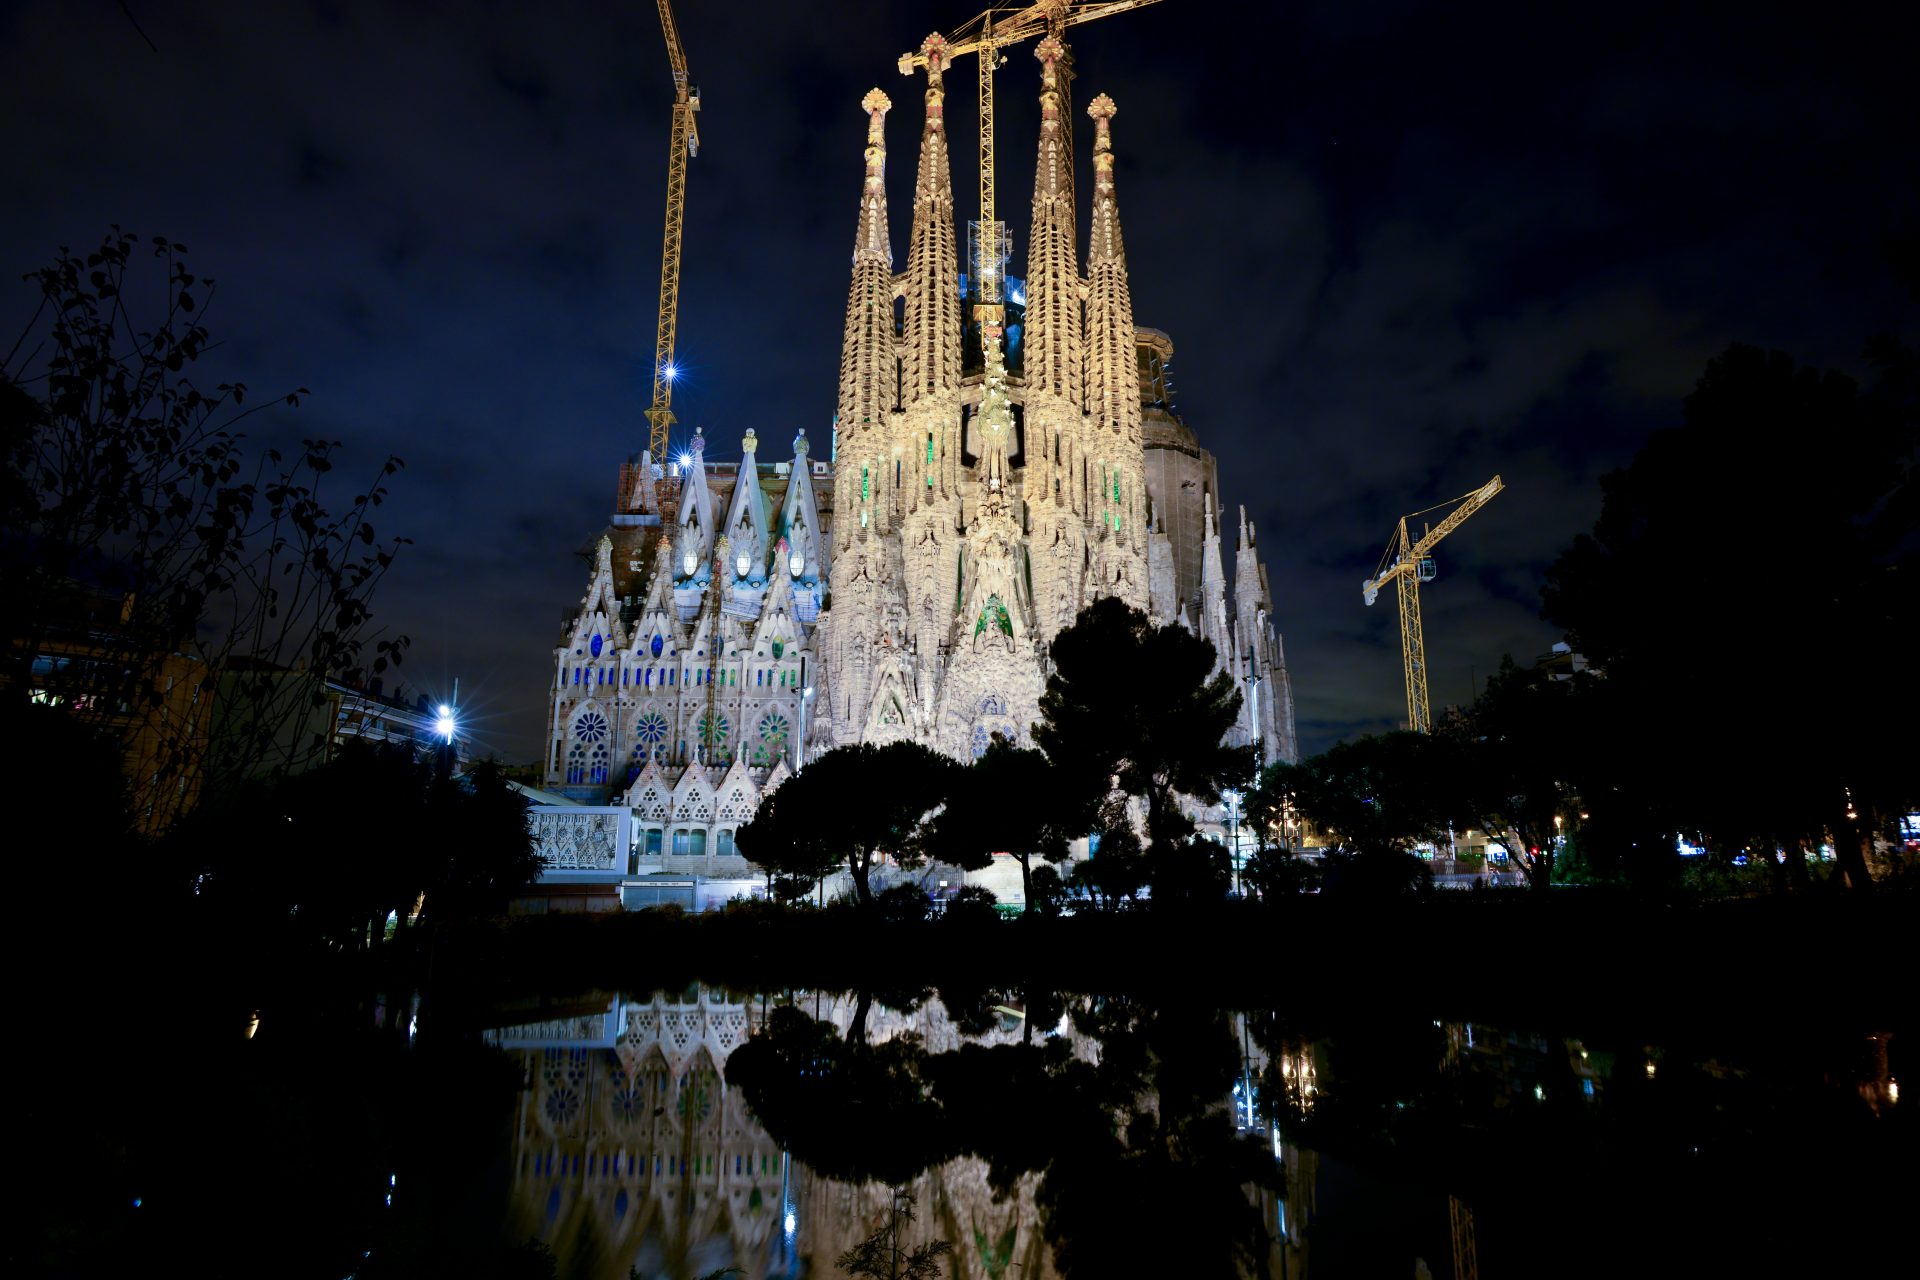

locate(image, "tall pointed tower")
(899, 37), (967, 714)
(824, 86), (913, 748)
(1023, 33), (1089, 641)
(1082, 93), (1149, 613)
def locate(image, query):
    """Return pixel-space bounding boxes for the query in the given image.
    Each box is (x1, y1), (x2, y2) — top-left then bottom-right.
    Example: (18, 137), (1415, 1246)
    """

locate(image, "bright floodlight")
(663, 362), (679, 382)
(435, 705), (455, 741)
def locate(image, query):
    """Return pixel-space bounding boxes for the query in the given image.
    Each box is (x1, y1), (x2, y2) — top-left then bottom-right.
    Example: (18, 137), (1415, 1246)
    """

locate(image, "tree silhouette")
(737, 741), (958, 910)
(1035, 597), (1252, 899)
(2, 229), (410, 831)
(1268, 733), (1453, 894)
(1543, 342), (1920, 890)
(1442, 657), (1578, 892)
(925, 736), (1073, 907)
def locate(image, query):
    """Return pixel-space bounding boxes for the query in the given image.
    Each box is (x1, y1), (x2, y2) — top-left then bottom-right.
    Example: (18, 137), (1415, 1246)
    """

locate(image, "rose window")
(753, 711), (791, 765)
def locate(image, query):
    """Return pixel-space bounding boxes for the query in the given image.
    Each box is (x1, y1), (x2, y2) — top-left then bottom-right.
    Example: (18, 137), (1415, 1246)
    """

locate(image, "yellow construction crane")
(643, 0), (700, 513)
(899, 1), (1162, 326)
(1362, 476), (1504, 734)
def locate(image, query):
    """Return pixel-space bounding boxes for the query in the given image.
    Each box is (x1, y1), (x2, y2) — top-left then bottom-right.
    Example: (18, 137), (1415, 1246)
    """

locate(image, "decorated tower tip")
(793, 427), (810, 457)
(1089, 93), (1117, 125)
(862, 87), (891, 117)
(691, 423), (706, 455)
(1036, 34), (1065, 66)
(919, 33), (949, 74)
(742, 427), (758, 454)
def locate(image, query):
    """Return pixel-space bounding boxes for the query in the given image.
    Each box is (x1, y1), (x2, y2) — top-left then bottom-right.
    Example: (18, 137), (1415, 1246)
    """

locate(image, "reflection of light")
(790, 551), (805, 577)
(683, 551), (698, 577)
(784, 1211), (796, 1236)
(736, 552), (751, 578)
(803, 686), (814, 699)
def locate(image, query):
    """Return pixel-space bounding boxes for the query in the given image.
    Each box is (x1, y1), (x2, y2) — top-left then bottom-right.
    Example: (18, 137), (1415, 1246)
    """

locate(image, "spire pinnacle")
(1084, 93), (1138, 438)
(853, 89), (892, 263)
(1088, 93), (1122, 261)
(902, 33), (961, 405)
(1022, 32), (1080, 405)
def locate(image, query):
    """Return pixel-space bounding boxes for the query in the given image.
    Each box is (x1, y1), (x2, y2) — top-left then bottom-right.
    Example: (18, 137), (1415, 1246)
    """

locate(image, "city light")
(435, 704), (455, 742)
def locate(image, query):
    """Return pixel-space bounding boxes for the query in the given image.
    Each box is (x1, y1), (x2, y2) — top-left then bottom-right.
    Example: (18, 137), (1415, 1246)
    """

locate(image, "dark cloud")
(4, 0), (1915, 760)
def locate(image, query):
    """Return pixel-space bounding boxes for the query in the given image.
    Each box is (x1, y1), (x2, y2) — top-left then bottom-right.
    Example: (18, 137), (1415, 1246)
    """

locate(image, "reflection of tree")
(725, 991), (1280, 1277)
(837, 1189), (953, 1280)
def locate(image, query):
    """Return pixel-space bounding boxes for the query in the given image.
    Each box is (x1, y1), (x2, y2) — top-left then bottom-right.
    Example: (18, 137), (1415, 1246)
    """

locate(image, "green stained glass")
(973, 593), (1013, 638)
(861, 465), (870, 501)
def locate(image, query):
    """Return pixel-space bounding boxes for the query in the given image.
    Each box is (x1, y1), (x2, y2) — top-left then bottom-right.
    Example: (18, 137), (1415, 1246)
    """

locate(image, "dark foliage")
(738, 740), (957, 910)
(924, 736), (1074, 905)
(1543, 341), (1920, 890)
(1266, 733), (1453, 894)
(2, 230), (411, 831)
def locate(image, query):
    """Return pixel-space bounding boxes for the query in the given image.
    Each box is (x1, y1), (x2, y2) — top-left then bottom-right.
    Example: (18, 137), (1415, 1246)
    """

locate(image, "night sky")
(7, 1), (1916, 762)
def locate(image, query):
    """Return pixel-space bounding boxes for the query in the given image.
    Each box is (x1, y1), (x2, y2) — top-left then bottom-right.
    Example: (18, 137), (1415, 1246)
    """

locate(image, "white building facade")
(541, 35), (1297, 896)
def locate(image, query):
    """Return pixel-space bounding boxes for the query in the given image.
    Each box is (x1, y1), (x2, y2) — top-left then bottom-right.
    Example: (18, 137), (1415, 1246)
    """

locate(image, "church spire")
(902, 35), (962, 406)
(837, 88), (896, 438)
(836, 89), (898, 550)
(1023, 34), (1080, 406)
(1084, 93), (1140, 442)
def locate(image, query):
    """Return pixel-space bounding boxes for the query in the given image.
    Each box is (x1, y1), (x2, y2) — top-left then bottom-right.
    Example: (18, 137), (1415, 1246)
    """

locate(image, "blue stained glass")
(651, 634), (664, 658)
(590, 634), (603, 657)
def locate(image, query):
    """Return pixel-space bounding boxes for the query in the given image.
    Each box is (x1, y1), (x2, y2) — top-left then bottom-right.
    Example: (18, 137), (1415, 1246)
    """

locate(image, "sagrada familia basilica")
(540, 34), (1296, 884)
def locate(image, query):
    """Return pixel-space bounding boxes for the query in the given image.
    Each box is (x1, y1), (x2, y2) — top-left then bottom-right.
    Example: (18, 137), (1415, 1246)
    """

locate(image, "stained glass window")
(752, 711), (791, 765)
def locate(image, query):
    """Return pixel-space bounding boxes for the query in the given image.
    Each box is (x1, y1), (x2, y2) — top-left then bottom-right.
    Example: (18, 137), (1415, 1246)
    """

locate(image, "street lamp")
(433, 701), (457, 783)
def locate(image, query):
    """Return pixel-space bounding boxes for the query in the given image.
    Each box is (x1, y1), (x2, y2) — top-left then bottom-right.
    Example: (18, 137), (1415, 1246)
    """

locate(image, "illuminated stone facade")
(541, 37), (1298, 882)
(814, 41), (1296, 767)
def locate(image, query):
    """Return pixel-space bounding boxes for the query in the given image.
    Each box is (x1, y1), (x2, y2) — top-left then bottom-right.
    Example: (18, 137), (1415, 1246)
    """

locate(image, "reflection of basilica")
(487, 989), (1058, 1279)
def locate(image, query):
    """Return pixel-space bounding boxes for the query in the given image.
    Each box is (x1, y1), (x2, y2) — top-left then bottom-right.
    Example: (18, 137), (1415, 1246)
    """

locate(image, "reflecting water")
(478, 990), (1911, 1279)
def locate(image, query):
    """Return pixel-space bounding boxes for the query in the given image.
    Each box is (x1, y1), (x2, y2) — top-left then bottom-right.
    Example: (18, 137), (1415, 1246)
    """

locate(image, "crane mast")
(644, 0), (700, 515)
(1361, 476), (1504, 734)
